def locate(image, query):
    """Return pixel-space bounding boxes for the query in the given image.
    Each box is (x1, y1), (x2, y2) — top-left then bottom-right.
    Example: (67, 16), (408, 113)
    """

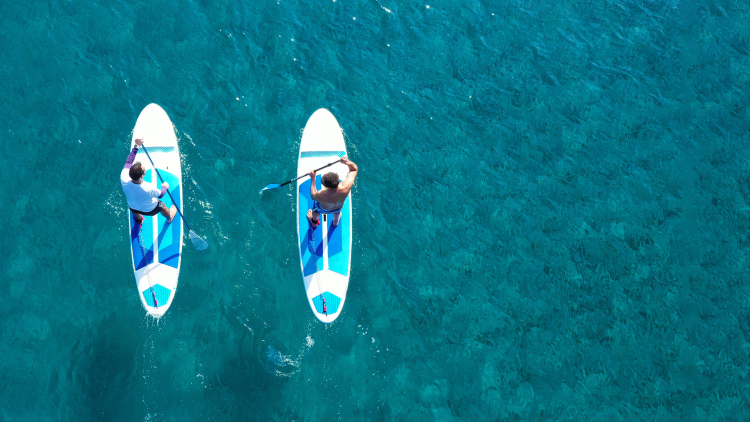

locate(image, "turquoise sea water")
(2, 0), (750, 420)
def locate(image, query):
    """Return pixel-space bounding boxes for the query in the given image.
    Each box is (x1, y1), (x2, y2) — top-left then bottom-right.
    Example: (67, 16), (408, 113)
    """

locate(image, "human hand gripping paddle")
(259, 159), (340, 193)
(140, 144), (209, 251)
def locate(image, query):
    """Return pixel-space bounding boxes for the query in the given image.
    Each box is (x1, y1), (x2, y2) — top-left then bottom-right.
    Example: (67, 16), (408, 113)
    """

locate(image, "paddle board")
(296, 109), (352, 323)
(127, 104), (183, 317)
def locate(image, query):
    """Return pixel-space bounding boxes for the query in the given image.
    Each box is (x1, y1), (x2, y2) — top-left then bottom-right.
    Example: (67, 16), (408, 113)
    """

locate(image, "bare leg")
(133, 212), (143, 224)
(160, 205), (177, 223)
(307, 209), (320, 226)
(333, 212), (342, 226)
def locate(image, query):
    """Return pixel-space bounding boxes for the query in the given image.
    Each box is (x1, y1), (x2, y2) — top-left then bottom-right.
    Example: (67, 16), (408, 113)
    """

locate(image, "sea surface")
(2, 0), (750, 420)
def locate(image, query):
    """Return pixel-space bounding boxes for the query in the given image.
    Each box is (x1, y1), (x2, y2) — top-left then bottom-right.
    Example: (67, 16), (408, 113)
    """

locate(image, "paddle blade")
(189, 231), (209, 250)
(259, 184), (281, 193)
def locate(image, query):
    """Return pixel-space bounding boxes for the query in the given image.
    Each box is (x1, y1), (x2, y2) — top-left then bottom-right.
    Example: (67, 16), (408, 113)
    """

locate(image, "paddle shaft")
(140, 145), (193, 233)
(278, 160), (340, 188)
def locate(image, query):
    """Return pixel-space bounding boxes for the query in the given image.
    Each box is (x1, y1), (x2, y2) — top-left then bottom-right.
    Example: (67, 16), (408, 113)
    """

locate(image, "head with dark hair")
(129, 162), (145, 181)
(321, 172), (340, 189)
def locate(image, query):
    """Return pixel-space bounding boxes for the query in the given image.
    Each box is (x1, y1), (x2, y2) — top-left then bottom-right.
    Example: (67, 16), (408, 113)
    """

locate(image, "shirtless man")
(121, 137), (177, 224)
(306, 156), (358, 227)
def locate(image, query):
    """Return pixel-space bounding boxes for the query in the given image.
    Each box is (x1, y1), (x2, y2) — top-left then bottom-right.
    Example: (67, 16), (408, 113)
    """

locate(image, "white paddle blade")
(190, 231), (209, 250)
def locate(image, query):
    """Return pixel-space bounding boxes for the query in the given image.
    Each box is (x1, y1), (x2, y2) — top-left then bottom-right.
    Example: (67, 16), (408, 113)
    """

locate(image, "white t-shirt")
(120, 168), (162, 212)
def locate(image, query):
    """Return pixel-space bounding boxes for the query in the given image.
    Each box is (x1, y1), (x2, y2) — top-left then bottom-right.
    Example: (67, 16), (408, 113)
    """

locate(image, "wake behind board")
(127, 104), (183, 317)
(297, 109), (352, 323)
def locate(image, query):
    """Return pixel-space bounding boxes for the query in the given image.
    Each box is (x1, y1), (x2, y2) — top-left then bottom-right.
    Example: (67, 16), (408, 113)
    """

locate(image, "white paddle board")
(127, 104), (183, 317)
(296, 109), (352, 323)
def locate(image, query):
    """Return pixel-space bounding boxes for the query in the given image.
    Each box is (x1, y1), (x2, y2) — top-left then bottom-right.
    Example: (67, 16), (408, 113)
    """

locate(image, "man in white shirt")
(120, 138), (177, 224)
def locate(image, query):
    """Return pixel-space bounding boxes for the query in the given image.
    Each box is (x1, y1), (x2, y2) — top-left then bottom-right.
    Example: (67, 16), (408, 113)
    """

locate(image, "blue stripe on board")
(156, 169), (181, 269)
(136, 146), (174, 154)
(142, 284), (172, 307)
(131, 169), (155, 270)
(299, 176), (323, 276)
(326, 195), (350, 277)
(312, 291), (341, 314)
(130, 213), (153, 270)
(300, 151), (345, 158)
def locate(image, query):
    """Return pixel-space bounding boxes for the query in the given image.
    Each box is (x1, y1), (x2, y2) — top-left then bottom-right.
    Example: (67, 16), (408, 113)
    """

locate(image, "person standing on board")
(306, 155), (358, 227)
(121, 137), (177, 225)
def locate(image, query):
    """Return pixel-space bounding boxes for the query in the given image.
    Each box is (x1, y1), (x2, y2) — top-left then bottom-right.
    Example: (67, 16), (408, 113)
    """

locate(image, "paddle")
(259, 160), (340, 193)
(140, 145), (209, 251)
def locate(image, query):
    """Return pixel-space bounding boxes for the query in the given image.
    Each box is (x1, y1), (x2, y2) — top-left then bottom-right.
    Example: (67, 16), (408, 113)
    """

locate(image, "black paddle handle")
(278, 160), (340, 188)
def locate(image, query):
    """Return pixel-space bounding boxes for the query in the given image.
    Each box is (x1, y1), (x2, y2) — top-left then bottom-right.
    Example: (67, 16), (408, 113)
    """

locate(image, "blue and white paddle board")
(127, 104), (183, 317)
(297, 109), (352, 323)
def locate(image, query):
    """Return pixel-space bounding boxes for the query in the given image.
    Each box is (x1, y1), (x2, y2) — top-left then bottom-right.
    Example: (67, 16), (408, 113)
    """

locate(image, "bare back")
(313, 186), (350, 210)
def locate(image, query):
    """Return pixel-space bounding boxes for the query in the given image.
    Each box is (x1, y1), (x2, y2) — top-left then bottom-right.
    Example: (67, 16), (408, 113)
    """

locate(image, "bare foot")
(332, 212), (342, 226)
(307, 209), (320, 226)
(166, 205), (177, 223)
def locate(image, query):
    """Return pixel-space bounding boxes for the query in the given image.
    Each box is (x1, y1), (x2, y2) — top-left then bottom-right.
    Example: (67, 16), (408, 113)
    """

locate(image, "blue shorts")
(312, 201), (342, 215)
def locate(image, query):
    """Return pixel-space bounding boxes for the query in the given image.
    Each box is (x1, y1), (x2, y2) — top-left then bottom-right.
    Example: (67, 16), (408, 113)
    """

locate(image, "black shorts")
(130, 201), (166, 216)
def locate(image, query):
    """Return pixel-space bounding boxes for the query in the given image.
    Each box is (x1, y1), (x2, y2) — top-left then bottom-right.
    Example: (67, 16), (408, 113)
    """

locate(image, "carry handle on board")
(140, 145), (209, 251)
(259, 160), (340, 193)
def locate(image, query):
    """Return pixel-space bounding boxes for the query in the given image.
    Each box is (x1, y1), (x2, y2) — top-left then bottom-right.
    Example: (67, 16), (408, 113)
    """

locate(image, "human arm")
(338, 156), (358, 191)
(157, 183), (168, 198)
(121, 138), (144, 183)
(144, 182), (169, 199)
(123, 138), (144, 169)
(149, 180), (169, 198)
(309, 170), (319, 199)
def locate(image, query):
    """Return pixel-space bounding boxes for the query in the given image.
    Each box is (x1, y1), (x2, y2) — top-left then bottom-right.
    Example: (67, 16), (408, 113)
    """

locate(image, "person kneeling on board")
(306, 155), (358, 227)
(120, 137), (177, 225)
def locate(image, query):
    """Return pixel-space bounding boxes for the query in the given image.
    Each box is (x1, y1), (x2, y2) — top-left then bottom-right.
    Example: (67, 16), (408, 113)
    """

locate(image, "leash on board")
(136, 216), (159, 309)
(308, 219), (327, 315)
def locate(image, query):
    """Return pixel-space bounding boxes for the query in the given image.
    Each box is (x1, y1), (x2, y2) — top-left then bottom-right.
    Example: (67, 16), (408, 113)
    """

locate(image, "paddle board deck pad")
(128, 104), (183, 317)
(297, 109), (352, 323)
